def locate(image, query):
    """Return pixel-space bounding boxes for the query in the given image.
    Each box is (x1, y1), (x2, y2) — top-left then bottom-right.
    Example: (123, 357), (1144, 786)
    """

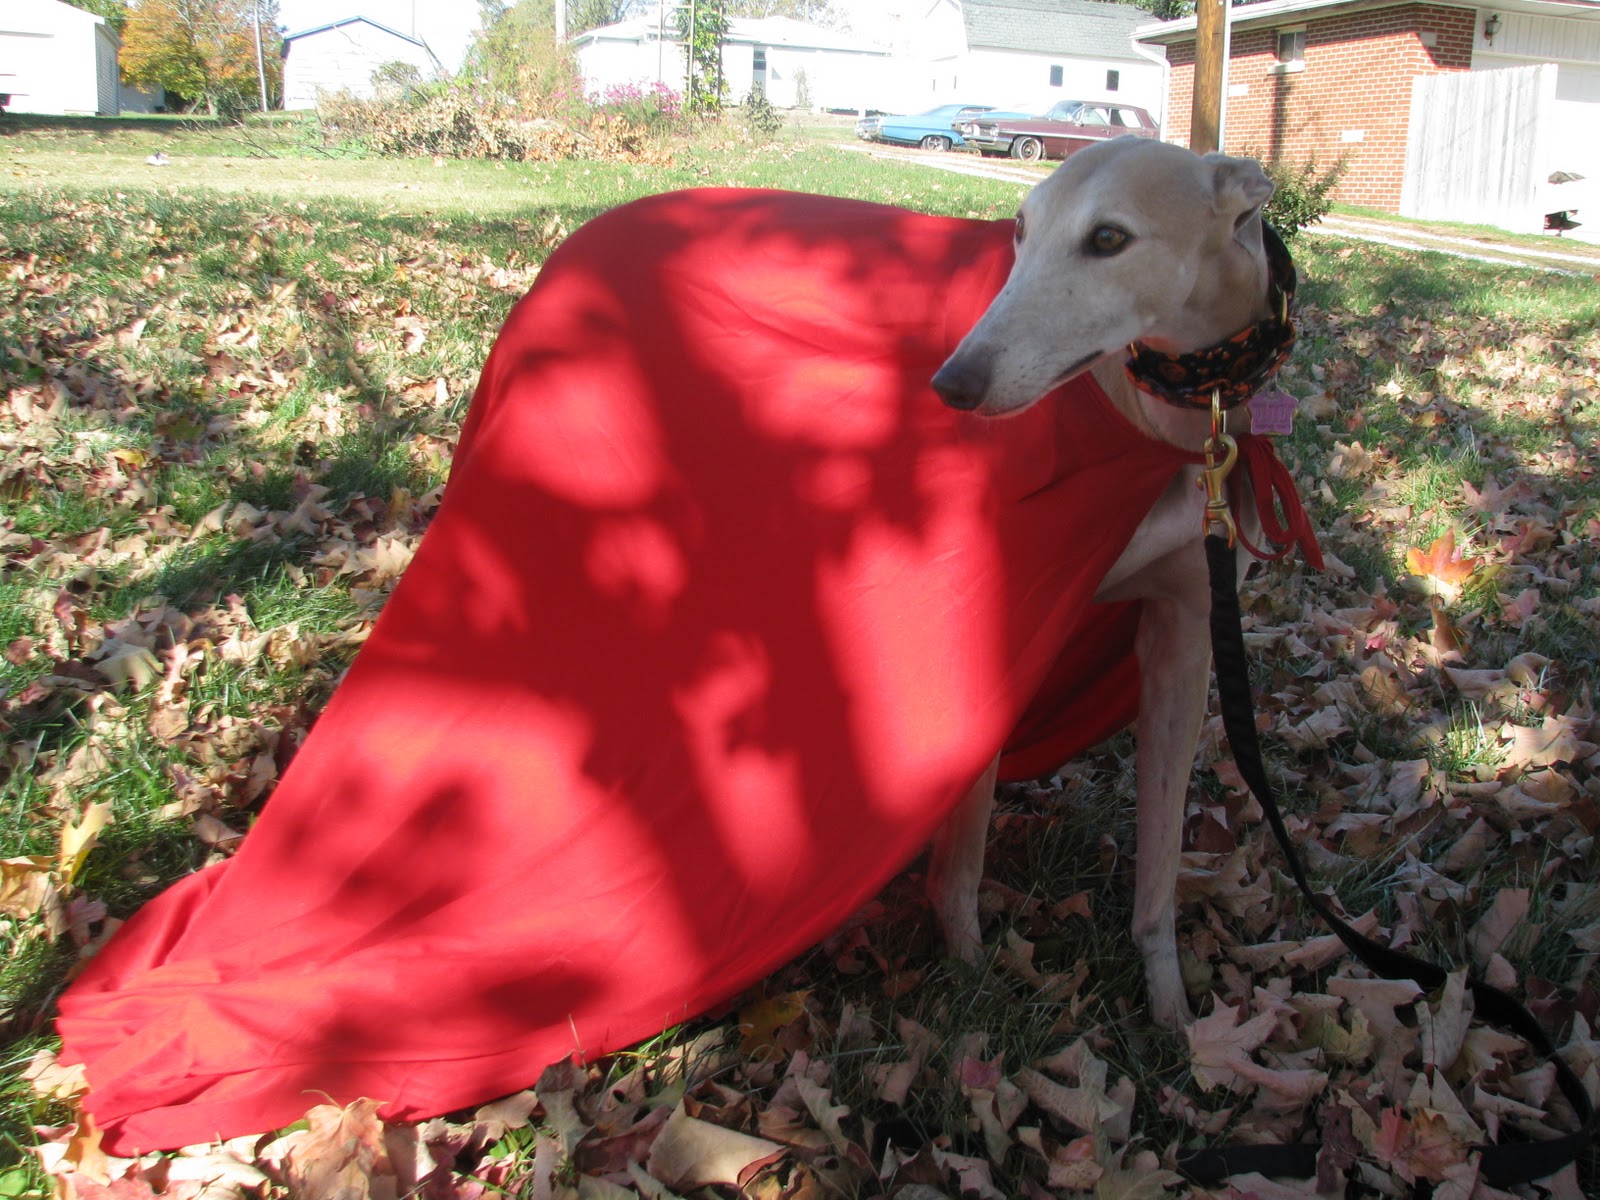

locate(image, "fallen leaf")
(1405, 530), (1481, 599)
(58, 801), (113, 888)
(645, 1102), (784, 1190)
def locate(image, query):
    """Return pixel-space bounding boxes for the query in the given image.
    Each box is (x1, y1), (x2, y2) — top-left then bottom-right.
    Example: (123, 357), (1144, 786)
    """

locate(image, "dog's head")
(932, 137), (1276, 417)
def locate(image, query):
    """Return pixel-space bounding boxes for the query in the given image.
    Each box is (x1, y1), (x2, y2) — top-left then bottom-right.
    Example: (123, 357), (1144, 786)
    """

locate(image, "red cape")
(58, 189), (1206, 1153)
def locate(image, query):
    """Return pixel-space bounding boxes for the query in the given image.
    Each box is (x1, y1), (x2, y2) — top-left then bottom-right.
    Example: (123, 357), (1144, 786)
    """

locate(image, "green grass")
(1, 110), (1597, 1192)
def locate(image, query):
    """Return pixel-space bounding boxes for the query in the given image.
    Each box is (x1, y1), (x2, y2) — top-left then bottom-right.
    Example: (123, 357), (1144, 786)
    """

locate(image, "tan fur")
(927, 136), (1277, 1029)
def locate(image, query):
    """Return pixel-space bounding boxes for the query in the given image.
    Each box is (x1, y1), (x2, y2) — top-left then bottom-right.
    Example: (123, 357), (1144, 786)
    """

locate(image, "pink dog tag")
(1249, 385), (1297, 436)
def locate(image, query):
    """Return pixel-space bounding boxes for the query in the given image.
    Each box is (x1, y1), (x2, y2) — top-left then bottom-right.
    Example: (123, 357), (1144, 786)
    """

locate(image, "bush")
(589, 80), (683, 131)
(1260, 155), (1348, 240)
(314, 88), (674, 164)
(371, 61), (424, 104)
(741, 84), (783, 141)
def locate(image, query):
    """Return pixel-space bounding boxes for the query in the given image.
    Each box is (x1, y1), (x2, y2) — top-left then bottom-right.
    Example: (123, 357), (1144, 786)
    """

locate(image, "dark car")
(957, 99), (1158, 161)
(857, 103), (997, 152)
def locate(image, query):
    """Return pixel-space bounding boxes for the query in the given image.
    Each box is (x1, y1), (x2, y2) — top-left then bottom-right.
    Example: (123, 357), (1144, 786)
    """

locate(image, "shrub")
(1260, 155), (1348, 240)
(589, 80), (683, 131)
(314, 88), (674, 165)
(741, 84), (783, 141)
(371, 61), (424, 104)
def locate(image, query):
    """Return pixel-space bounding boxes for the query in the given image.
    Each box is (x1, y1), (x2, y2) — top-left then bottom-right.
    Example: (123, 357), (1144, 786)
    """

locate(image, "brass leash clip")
(1200, 389), (1238, 545)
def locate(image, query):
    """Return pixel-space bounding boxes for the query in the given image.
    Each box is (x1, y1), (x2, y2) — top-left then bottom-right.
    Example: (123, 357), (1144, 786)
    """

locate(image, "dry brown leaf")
(1470, 889), (1532, 966)
(1185, 1001), (1280, 1093)
(272, 1098), (393, 1200)
(1499, 713), (1593, 774)
(58, 800), (113, 887)
(1014, 1064), (1125, 1134)
(645, 1102), (784, 1190)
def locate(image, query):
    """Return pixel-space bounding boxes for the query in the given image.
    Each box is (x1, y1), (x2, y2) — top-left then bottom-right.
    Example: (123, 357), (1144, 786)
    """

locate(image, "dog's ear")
(1205, 154), (1275, 247)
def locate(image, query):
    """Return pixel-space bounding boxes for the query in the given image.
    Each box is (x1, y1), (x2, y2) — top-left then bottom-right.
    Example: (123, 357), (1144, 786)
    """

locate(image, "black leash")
(1175, 532), (1597, 1188)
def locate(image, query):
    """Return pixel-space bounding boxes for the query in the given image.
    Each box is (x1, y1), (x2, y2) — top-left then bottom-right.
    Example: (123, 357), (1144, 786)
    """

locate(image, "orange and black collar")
(1123, 223), (1297, 411)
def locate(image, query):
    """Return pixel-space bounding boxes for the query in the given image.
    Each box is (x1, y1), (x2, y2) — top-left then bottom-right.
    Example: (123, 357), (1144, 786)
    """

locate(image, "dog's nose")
(931, 357), (990, 411)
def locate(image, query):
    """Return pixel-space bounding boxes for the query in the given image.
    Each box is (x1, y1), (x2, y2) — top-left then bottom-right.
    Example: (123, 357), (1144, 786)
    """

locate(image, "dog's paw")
(937, 912), (985, 968)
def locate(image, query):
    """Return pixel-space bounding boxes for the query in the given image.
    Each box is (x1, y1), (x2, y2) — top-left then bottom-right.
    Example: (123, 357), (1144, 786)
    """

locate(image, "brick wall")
(1162, 3), (1476, 210)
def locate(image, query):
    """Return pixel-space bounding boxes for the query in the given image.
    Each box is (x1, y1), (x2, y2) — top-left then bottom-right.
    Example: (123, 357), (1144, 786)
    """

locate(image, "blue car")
(856, 103), (997, 152)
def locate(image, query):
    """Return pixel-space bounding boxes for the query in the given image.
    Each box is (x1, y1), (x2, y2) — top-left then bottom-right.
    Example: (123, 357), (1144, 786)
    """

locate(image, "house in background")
(1135, 0), (1600, 239)
(120, 82), (166, 112)
(281, 16), (442, 110)
(0, 0), (121, 116)
(903, 0), (1164, 119)
(574, 14), (892, 110)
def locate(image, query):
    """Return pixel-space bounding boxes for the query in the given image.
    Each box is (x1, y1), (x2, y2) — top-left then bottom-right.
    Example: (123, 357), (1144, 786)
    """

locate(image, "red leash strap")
(1230, 433), (1324, 570)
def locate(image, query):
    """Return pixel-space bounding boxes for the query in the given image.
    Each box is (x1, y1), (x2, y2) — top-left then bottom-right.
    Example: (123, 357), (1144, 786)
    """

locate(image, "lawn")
(2, 112), (1598, 1198)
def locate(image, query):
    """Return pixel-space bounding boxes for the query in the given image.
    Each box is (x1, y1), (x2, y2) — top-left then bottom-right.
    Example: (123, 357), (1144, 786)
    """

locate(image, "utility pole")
(253, 1), (269, 112)
(1191, 0), (1224, 153)
(555, 0), (566, 43)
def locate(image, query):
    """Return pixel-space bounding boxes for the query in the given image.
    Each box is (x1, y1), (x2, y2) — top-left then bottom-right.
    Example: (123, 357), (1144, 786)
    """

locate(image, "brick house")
(1134, 0), (1600, 219)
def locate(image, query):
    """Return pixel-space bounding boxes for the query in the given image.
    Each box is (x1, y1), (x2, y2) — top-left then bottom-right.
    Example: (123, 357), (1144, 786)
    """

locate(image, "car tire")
(919, 135), (952, 152)
(1011, 137), (1045, 163)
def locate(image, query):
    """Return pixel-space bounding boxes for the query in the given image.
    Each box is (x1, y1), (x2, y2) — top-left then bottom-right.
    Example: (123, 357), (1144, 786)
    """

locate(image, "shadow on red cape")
(57, 188), (1200, 1154)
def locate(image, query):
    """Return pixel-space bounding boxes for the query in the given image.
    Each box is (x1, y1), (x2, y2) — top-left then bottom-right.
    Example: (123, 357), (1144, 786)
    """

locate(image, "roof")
(961, 0), (1153, 61)
(1135, 0), (1600, 43)
(574, 14), (887, 55)
(283, 15), (430, 48)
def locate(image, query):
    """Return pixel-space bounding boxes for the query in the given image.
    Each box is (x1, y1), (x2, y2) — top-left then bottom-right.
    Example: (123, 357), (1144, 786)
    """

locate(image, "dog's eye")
(1085, 225), (1130, 257)
(1013, 213), (1026, 245)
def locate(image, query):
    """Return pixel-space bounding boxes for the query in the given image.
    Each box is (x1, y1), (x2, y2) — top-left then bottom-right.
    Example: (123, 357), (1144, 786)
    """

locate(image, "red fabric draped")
(58, 189), (1215, 1154)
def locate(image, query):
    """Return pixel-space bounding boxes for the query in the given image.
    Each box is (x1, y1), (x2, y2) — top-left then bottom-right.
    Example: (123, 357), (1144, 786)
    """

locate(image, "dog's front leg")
(928, 755), (1000, 964)
(1130, 571), (1211, 1029)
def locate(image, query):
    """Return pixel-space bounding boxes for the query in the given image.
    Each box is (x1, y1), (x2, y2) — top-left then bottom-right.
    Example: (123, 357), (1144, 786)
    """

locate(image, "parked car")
(957, 100), (1158, 161)
(857, 103), (997, 152)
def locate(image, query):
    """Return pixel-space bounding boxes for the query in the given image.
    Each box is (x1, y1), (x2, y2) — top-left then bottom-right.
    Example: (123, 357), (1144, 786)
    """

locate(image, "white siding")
(0, 0), (112, 116)
(953, 46), (1159, 113)
(577, 27), (890, 111)
(1476, 9), (1600, 67)
(896, 0), (1160, 118)
(283, 22), (438, 110)
(579, 36), (687, 97)
(94, 23), (119, 115)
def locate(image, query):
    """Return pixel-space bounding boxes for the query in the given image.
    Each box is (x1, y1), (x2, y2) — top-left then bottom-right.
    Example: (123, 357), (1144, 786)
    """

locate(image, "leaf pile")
(4, 176), (1600, 1198)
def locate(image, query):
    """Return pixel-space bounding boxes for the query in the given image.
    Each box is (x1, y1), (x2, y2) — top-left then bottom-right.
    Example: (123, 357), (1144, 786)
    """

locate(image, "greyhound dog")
(926, 136), (1283, 1029)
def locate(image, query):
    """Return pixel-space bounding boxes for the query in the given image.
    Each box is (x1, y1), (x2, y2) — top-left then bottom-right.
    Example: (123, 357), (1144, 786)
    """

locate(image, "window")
(1049, 64), (1064, 87)
(1106, 69), (1120, 91)
(1077, 106), (1108, 125)
(1272, 28), (1306, 73)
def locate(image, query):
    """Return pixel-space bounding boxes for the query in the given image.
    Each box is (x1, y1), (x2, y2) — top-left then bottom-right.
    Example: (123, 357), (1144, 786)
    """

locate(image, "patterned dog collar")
(1123, 223), (1297, 411)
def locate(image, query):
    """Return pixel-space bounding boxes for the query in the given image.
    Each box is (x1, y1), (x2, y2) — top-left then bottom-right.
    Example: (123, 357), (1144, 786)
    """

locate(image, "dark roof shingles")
(962, 0), (1148, 61)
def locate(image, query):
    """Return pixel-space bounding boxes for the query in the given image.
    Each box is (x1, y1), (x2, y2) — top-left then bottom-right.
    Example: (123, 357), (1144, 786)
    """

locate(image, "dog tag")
(1249, 385), (1297, 436)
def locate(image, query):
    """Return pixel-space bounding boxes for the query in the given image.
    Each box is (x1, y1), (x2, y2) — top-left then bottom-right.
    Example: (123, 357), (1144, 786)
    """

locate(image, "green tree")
(467, 0), (582, 116)
(569, 0), (639, 34)
(724, 0), (843, 22)
(1116, 0), (1193, 18)
(673, 0), (729, 113)
(120, 0), (280, 115)
(66, 0), (129, 35)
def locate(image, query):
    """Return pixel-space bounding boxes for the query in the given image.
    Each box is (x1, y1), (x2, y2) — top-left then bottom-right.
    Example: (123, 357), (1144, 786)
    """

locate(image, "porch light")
(1484, 13), (1501, 41)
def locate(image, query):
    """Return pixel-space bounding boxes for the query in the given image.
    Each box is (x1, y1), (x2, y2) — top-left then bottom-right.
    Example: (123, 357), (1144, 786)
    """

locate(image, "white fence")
(1402, 63), (1597, 239)
(1401, 65), (1552, 232)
